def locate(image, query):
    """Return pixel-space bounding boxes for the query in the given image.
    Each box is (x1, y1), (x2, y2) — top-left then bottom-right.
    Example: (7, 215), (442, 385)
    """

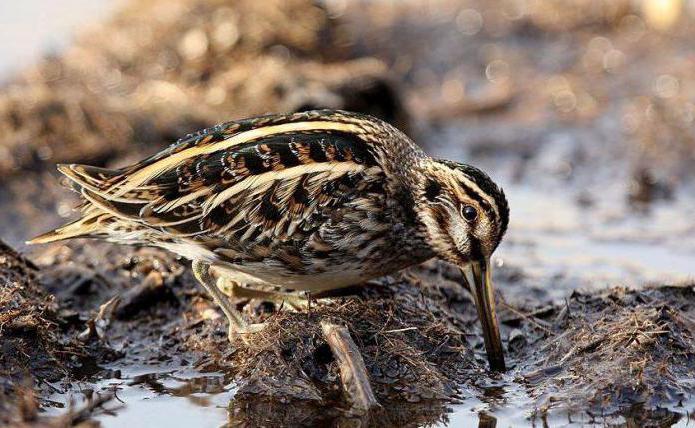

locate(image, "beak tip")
(489, 352), (506, 372)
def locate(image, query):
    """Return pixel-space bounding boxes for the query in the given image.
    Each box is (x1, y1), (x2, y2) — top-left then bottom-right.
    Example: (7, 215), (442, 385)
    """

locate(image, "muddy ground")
(1, 0), (695, 426)
(4, 239), (694, 427)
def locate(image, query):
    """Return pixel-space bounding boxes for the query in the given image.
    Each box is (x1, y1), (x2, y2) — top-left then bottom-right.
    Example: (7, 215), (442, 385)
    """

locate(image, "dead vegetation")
(0, 240), (100, 427)
(520, 285), (695, 421)
(0, 0), (408, 181)
(7, 233), (695, 426)
(19, 239), (483, 425)
(188, 276), (481, 403)
(0, 240), (63, 424)
(31, 236), (695, 426)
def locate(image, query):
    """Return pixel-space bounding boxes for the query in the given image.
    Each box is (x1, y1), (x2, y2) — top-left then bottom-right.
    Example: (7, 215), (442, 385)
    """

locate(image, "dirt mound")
(0, 240), (126, 427)
(186, 275), (484, 411)
(0, 243), (60, 383)
(518, 285), (695, 422)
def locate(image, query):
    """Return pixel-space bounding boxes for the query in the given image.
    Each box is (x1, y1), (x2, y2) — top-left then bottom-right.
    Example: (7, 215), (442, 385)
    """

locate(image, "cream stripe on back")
(107, 121), (363, 197)
(201, 161), (366, 215)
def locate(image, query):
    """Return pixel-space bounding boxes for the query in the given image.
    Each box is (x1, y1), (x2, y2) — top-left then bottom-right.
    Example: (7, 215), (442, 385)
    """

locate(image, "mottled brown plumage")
(29, 109), (510, 370)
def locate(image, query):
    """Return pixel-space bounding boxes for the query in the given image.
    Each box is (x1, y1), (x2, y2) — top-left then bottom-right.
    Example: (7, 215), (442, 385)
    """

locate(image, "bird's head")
(415, 158), (510, 371)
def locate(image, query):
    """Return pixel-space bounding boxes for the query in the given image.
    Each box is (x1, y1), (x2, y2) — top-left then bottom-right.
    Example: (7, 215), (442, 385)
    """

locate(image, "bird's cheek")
(454, 237), (477, 264)
(440, 239), (470, 266)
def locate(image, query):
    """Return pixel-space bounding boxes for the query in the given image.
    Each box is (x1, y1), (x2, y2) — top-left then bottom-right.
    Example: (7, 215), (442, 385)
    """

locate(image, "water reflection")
(445, 380), (692, 428)
(228, 396), (452, 427)
(45, 366), (234, 428)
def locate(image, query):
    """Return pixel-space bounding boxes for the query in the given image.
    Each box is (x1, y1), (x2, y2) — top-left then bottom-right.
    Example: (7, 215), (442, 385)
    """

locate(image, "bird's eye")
(461, 205), (478, 222)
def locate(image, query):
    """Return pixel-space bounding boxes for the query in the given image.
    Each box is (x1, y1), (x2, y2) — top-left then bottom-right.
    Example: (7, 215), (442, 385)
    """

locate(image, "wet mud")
(3, 239), (694, 426)
(1, 0), (695, 426)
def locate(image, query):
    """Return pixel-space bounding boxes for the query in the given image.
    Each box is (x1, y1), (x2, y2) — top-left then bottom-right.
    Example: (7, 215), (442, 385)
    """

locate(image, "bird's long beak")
(462, 259), (506, 371)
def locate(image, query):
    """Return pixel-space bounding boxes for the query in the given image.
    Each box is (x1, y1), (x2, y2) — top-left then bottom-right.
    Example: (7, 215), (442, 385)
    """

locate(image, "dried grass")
(0, 0), (408, 181)
(186, 275), (482, 407)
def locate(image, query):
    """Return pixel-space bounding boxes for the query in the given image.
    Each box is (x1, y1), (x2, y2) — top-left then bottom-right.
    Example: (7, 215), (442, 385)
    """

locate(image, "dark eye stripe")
(424, 180), (442, 202)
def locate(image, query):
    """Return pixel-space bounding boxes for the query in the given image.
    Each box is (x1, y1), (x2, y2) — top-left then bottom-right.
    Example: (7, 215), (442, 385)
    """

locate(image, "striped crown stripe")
(107, 121), (364, 198)
(451, 172), (499, 219)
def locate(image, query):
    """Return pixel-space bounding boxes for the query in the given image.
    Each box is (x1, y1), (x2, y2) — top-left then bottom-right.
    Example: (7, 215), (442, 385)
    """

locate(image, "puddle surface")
(44, 364), (234, 428)
(498, 185), (695, 296)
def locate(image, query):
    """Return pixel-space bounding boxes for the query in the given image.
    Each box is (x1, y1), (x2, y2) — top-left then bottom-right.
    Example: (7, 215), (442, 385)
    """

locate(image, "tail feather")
(58, 163), (158, 203)
(27, 164), (122, 245)
(57, 163), (123, 194)
(28, 163), (151, 245)
(26, 212), (107, 245)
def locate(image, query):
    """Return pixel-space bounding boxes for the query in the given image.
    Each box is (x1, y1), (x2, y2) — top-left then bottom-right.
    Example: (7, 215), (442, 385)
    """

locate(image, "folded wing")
(56, 117), (386, 257)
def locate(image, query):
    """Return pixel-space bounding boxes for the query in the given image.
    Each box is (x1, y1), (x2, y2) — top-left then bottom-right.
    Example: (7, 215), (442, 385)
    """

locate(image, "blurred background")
(1, 1), (695, 426)
(1, 0), (694, 306)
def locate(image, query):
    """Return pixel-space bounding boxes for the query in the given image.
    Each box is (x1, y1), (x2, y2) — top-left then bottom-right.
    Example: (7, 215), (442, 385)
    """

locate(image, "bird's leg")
(192, 260), (262, 341)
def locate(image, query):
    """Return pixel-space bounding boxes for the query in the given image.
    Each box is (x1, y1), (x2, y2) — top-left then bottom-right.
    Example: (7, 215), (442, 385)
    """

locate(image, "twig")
(499, 302), (554, 335)
(115, 271), (172, 319)
(382, 327), (418, 334)
(321, 321), (379, 412)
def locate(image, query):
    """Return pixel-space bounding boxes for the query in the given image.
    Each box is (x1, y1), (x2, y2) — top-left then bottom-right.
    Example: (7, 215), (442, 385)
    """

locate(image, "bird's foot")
(228, 322), (266, 344)
(220, 280), (311, 311)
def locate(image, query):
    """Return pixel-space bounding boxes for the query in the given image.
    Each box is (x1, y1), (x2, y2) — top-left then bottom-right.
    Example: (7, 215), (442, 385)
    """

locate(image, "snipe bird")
(29, 110), (509, 370)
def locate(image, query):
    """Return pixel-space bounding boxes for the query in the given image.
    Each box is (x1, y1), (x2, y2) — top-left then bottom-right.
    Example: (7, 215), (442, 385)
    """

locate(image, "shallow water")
(44, 364), (233, 427)
(498, 185), (695, 296)
(40, 360), (695, 427)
